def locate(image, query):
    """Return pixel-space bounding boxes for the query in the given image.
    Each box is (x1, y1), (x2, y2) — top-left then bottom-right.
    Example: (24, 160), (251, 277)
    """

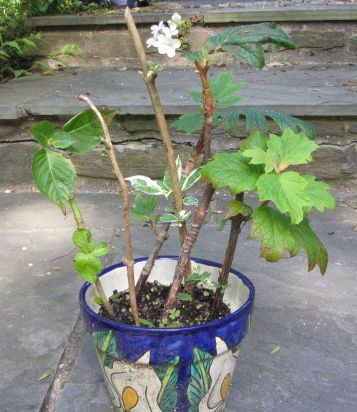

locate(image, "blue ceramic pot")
(80, 256), (255, 412)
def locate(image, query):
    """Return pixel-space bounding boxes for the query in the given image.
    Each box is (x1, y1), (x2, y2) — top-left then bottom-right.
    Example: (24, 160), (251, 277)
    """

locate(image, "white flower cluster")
(146, 13), (182, 58)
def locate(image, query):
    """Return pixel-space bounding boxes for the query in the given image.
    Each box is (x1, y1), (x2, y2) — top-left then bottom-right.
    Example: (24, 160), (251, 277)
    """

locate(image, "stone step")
(25, 4), (357, 69)
(0, 66), (356, 186)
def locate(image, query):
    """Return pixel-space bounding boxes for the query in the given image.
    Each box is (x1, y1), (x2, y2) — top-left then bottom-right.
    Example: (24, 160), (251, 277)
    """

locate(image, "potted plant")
(31, 9), (336, 412)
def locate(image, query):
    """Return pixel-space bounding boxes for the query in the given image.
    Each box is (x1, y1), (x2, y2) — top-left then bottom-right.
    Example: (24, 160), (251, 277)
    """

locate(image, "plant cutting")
(31, 8), (336, 412)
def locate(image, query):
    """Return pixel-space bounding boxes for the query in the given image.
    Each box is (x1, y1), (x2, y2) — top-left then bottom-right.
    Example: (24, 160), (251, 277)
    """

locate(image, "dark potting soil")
(100, 281), (231, 328)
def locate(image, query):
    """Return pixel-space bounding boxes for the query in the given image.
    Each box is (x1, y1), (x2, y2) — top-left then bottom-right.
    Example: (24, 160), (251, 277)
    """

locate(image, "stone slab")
(4, 66), (355, 119)
(0, 70), (99, 120)
(25, 5), (357, 28)
(54, 200), (357, 412)
(0, 192), (129, 412)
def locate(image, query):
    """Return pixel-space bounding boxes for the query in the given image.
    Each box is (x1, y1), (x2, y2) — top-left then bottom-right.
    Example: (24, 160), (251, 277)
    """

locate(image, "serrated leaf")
(208, 22), (297, 51)
(74, 252), (101, 284)
(222, 108), (316, 138)
(224, 43), (265, 68)
(242, 147), (276, 173)
(209, 72), (244, 109)
(32, 121), (54, 148)
(126, 176), (166, 196)
(251, 207), (329, 274)
(225, 200), (253, 219)
(73, 229), (93, 250)
(32, 149), (76, 212)
(92, 242), (110, 257)
(178, 292), (193, 302)
(131, 194), (158, 222)
(202, 151), (262, 195)
(257, 171), (311, 224)
(303, 175), (336, 213)
(181, 167), (202, 192)
(172, 112), (204, 133)
(183, 196), (199, 206)
(240, 130), (267, 152)
(63, 109), (116, 153)
(292, 218), (328, 274)
(51, 131), (74, 149)
(243, 129), (318, 173)
(250, 206), (296, 261)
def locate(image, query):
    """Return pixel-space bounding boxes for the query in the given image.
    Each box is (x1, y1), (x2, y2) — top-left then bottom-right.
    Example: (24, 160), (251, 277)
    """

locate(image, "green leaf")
(250, 206), (297, 261)
(131, 194), (158, 222)
(159, 213), (178, 223)
(250, 207), (329, 274)
(154, 358), (180, 412)
(32, 121), (55, 148)
(202, 151), (262, 195)
(92, 242), (110, 257)
(187, 348), (214, 412)
(51, 131), (74, 149)
(225, 200), (253, 219)
(19, 37), (37, 49)
(181, 167), (202, 192)
(138, 318), (156, 328)
(74, 252), (102, 284)
(257, 171), (311, 224)
(303, 175), (336, 213)
(271, 345), (281, 355)
(292, 218), (328, 274)
(242, 147), (276, 174)
(73, 228), (93, 251)
(94, 296), (103, 306)
(162, 156), (183, 192)
(63, 109), (116, 153)
(126, 175), (167, 196)
(32, 149), (76, 212)
(240, 130), (267, 152)
(178, 292), (193, 302)
(208, 22), (298, 51)
(182, 48), (208, 63)
(217, 219), (227, 231)
(243, 129), (318, 173)
(221, 109), (316, 138)
(209, 72), (244, 109)
(172, 112), (204, 133)
(224, 43), (265, 68)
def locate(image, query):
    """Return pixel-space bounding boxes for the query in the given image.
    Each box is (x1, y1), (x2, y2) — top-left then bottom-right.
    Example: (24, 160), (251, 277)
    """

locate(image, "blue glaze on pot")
(79, 256), (255, 411)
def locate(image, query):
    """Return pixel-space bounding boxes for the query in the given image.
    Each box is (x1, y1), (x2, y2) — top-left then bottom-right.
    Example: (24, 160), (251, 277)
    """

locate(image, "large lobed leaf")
(32, 149), (76, 212)
(202, 151), (262, 194)
(256, 171), (335, 224)
(242, 129), (318, 173)
(251, 206), (328, 274)
(208, 22), (298, 68)
(208, 72), (244, 109)
(221, 108), (316, 138)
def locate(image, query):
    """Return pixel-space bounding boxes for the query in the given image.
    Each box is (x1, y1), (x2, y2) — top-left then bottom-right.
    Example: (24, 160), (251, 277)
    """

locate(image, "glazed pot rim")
(79, 255), (255, 334)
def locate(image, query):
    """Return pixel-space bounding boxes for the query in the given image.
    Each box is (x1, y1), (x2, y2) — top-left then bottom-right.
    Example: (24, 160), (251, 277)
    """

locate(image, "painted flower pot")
(79, 256), (255, 412)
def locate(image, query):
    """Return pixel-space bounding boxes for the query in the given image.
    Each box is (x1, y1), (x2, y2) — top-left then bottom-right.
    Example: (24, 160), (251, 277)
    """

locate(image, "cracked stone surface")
(1, 190), (355, 411)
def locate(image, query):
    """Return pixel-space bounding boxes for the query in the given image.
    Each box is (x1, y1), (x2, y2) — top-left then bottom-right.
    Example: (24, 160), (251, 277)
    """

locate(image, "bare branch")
(78, 94), (140, 326)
